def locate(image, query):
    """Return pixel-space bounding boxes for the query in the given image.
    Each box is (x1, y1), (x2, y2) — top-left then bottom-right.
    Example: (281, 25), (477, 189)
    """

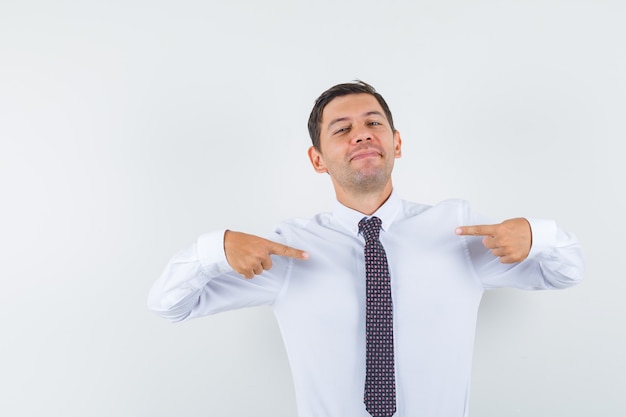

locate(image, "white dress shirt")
(148, 192), (584, 417)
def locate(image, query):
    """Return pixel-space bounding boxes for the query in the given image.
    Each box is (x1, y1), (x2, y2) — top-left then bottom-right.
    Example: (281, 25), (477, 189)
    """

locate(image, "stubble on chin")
(343, 159), (394, 195)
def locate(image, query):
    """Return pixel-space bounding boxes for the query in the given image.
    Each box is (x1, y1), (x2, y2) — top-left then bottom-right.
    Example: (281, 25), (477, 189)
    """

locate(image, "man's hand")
(224, 230), (310, 279)
(455, 218), (532, 264)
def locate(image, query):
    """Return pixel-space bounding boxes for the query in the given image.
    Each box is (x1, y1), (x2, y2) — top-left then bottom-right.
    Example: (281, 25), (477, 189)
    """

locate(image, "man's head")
(306, 81), (402, 210)
(308, 81), (396, 151)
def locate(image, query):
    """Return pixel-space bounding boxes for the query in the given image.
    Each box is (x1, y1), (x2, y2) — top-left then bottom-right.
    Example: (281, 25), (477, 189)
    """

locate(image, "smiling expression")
(308, 93), (402, 198)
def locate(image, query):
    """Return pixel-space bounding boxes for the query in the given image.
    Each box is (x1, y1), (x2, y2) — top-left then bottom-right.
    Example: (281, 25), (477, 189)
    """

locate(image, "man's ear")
(393, 130), (402, 158)
(308, 146), (328, 173)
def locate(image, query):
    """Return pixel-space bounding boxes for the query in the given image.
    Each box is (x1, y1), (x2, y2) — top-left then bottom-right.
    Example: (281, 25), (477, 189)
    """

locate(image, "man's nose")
(353, 127), (372, 144)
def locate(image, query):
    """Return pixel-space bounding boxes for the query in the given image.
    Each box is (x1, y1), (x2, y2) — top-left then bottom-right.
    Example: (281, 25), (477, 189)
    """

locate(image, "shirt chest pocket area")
(282, 243), (366, 330)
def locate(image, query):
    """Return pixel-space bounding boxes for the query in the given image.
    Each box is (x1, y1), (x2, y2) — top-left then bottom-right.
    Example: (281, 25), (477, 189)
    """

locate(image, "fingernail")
(455, 228), (463, 235)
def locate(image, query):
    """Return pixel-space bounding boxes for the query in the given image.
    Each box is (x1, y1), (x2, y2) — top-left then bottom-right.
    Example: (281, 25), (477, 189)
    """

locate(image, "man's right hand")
(224, 230), (310, 279)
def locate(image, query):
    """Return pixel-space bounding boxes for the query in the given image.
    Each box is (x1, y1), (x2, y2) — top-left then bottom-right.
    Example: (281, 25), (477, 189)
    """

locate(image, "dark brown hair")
(307, 80), (396, 150)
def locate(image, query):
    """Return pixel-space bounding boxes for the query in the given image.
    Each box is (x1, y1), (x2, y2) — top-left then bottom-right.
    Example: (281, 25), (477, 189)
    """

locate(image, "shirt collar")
(332, 190), (402, 236)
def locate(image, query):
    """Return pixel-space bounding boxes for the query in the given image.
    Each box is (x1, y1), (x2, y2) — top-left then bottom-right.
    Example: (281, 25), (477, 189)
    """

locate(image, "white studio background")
(1, 0), (624, 416)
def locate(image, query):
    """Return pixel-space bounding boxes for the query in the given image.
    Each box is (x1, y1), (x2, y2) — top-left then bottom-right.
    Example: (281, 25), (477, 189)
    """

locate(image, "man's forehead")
(321, 93), (384, 124)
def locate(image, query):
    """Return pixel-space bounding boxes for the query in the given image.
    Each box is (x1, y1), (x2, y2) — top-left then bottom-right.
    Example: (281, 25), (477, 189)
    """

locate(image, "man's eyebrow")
(327, 117), (350, 131)
(326, 111), (385, 132)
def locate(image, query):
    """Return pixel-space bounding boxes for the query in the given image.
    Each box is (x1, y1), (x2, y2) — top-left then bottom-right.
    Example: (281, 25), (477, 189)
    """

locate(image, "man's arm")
(147, 230), (308, 322)
(455, 209), (584, 290)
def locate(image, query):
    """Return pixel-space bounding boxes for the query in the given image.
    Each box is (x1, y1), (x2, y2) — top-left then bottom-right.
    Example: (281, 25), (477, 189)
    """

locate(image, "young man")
(148, 81), (584, 417)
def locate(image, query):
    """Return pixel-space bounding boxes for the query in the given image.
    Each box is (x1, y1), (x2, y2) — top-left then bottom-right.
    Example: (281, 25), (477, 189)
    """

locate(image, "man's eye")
(334, 127), (349, 134)
(369, 121), (382, 126)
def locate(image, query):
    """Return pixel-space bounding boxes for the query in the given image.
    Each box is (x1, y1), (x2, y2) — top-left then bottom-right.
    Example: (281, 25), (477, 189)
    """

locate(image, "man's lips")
(349, 149), (382, 161)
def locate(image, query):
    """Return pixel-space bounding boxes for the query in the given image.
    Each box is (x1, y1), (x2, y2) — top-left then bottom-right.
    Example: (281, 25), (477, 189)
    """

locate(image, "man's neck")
(335, 183), (393, 215)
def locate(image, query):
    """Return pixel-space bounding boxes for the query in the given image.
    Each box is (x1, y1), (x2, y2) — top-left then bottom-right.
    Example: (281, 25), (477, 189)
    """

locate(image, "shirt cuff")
(196, 229), (233, 280)
(526, 217), (557, 260)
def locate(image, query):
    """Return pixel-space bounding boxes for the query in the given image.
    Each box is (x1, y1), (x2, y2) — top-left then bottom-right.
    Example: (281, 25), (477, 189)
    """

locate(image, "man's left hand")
(455, 218), (532, 264)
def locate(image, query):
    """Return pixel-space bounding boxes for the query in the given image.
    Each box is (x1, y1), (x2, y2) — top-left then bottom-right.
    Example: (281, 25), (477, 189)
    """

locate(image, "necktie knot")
(359, 216), (382, 243)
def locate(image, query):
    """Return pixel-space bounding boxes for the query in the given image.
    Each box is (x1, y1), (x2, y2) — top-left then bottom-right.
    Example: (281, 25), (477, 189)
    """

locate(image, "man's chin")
(350, 170), (391, 190)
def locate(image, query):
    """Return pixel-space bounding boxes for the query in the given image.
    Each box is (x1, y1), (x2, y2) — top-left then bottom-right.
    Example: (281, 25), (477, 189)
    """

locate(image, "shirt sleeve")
(147, 229), (293, 322)
(460, 203), (585, 290)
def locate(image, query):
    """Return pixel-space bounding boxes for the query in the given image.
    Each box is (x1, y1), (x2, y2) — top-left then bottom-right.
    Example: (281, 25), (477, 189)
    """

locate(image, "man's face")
(308, 93), (402, 196)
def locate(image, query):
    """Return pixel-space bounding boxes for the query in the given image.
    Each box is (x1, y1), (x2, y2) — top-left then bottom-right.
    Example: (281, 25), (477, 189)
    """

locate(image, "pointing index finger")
(267, 241), (310, 260)
(455, 224), (497, 236)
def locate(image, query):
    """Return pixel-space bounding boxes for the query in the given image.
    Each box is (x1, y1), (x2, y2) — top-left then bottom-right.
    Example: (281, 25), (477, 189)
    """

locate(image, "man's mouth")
(349, 149), (382, 162)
